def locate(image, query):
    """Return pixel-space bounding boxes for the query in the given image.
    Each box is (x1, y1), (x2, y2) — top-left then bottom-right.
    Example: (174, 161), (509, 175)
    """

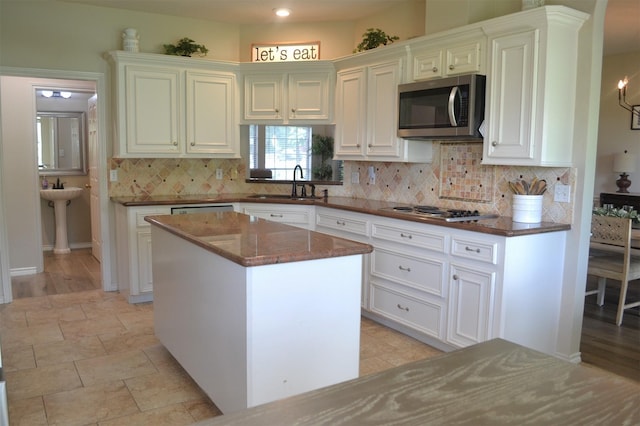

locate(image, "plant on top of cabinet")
(354, 28), (399, 53)
(163, 37), (209, 57)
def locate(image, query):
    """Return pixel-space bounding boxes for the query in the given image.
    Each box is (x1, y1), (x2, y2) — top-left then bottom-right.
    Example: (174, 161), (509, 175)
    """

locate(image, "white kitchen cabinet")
(481, 7), (588, 166)
(242, 63), (334, 123)
(315, 207), (371, 307)
(115, 204), (171, 303)
(411, 35), (485, 81)
(368, 218), (448, 340)
(106, 51), (240, 158)
(240, 203), (315, 230)
(333, 55), (433, 163)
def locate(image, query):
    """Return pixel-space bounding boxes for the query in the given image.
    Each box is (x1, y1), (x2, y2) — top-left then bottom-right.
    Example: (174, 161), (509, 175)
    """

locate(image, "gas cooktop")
(382, 205), (499, 222)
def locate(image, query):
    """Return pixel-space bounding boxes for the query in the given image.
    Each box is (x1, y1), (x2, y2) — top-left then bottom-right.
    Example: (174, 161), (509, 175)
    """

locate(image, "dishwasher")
(170, 204), (235, 215)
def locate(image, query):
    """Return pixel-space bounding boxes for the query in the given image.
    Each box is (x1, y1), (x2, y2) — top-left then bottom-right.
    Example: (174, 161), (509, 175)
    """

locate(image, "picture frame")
(632, 106), (640, 130)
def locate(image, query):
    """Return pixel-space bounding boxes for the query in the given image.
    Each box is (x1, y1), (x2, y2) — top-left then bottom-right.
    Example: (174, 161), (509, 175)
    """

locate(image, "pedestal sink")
(40, 187), (84, 254)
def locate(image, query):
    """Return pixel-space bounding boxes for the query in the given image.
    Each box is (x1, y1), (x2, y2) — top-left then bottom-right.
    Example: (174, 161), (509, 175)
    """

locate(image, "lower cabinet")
(240, 203), (315, 229)
(115, 204), (171, 303)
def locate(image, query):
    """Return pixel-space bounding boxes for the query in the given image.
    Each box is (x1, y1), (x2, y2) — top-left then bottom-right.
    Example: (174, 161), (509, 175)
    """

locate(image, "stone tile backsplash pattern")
(109, 143), (574, 223)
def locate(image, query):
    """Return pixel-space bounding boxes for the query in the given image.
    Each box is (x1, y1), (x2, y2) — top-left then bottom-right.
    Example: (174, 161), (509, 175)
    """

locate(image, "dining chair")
(586, 214), (640, 326)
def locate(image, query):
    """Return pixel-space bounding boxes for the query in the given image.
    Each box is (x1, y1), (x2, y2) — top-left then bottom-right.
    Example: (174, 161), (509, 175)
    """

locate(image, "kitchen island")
(145, 211), (373, 414)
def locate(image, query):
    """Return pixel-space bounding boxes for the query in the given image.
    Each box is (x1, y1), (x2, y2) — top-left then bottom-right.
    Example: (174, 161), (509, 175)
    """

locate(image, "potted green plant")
(163, 37), (209, 57)
(354, 28), (399, 53)
(311, 134), (334, 180)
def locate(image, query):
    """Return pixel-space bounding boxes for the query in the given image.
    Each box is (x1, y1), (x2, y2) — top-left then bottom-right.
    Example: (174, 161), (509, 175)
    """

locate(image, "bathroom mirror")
(36, 111), (87, 176)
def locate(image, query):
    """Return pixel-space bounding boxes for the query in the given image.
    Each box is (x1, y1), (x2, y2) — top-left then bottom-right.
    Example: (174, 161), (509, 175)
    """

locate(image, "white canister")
(122, 28), (139, 52)
(512, 194), (543, 223)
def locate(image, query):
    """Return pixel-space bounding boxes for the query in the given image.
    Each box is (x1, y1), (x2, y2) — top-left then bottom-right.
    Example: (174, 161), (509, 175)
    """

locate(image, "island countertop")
(144, 211), (373, 267)
(115, 194), (570, 237)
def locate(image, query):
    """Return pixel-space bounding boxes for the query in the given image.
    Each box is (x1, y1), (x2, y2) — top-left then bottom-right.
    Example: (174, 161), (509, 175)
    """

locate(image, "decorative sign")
(251, 42), (320, 63)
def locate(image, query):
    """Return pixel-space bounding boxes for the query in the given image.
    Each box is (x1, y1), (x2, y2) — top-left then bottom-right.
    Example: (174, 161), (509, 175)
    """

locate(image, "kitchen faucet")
(292, 165), (304, 197)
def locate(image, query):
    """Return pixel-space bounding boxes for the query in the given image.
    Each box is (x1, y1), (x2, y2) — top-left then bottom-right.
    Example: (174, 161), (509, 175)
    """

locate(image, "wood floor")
(10, 250), (639, 383)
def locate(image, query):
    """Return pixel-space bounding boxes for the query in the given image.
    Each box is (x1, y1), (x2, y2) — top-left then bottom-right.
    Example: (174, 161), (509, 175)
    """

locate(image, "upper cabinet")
(410, 29), (486, 81)
(333, 50), (433, 163)
(481, 7), (588, 166)
(106, 51), (241, 158)
(241, 62), (335, 124)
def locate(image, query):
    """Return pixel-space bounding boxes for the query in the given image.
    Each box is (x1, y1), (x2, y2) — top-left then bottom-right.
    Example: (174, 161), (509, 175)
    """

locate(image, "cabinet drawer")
(316, 212), (369, 237)
(451, 237), (497, 265)
(371, 248), (444, 296)
(243, 207), (311, 226)
(372, 223), (446, 253)
(134, 208), (171, 227)
(370, 282), (444, 339)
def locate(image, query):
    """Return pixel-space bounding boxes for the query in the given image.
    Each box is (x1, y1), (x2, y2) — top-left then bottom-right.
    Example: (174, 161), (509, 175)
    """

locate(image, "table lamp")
(613, 151), (637, 193)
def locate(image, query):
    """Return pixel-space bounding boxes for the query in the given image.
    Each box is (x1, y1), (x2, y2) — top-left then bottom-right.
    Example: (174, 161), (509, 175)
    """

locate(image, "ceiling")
(59, 0), (639, 56)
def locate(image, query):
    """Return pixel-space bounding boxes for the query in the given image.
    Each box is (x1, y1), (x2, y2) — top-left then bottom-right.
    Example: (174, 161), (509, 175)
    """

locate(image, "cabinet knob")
(368, 144), (372, 148)
(173, 141), (178, 146)
(396, 303), (409, 312)
(432, 67), (438, 73)
(491, 141), (498, 147)
(190, 142), (195, 146)
(275, 108), (279, 113)
(449, 64), (455, 70)
(400, 233), (412, 239)
(336, 220), (346, 226)
(356, 144), (361, 148)
(465, 246), (481, 253)
(453, 274), (460, 280)
(270, 214), (284, 218)
(291, 108), (296, 113)
(398, 265), (411, 272)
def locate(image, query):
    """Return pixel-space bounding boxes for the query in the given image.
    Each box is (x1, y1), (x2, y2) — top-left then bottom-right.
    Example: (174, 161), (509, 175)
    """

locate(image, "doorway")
(0, 70), (112, 303)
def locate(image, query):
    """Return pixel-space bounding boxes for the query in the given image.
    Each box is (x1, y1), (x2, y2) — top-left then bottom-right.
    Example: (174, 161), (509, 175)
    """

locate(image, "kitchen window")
(249, 125), (312, 180)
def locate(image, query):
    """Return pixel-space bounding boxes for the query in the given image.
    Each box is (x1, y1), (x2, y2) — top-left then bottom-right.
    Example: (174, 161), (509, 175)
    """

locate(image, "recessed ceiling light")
(274, 8), (291, 17)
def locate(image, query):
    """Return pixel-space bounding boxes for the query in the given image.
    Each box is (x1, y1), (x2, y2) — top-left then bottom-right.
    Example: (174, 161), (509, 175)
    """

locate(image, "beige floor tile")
(75, 350), (158, 386)
(7, 396), (48, 426)
(43, 380), (140, 425)
(49, 289), (113, 309)
(143, 343), (186, 374)
(99, 329), (160, 354)
(33, 335), (107, 367)
(81, 297), (141, 319)
(2, 345), (36, 372)
(58, 314), (126, 339)
(5, 295), (52, 312)
(359, 356), (396, 376)
(125, 369), (207, 412)
(183, 397), (223, 422)
(1, 322), (64, 349)
(116, 310), (155, 332)
(26, 305), (87, 325)
(5, 362), (82, 401)
(98, 402), (196, 426)
(0, 308), (27, 329)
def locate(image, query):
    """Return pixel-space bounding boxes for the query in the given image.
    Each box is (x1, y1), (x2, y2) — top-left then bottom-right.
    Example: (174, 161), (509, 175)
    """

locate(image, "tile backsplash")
(109, 143), (574, 223)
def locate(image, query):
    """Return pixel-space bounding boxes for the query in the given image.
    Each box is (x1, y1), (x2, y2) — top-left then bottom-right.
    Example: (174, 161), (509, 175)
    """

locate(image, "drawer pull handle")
(336, 220), (346, 226)
(397, 303), (409, 312)
(432, 66), (438, 73)
(400, 233), (412, 239)
(453, 274), (460, 280)
(398, 265), (411, 272)
(465, 246), (481, 253)
(270, 214), (284, 218)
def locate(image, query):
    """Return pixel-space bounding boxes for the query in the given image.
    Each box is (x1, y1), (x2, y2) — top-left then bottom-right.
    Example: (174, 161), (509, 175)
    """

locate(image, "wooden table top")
(194, 339), (640, 425)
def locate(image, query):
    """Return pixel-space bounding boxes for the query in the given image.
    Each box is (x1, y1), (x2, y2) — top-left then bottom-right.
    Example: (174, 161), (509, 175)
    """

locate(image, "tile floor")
(0, 289), (442, 425)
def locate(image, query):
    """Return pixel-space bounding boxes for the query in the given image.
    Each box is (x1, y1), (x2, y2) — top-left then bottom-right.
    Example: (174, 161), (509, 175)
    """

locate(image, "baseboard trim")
(10, 267), (38, 277)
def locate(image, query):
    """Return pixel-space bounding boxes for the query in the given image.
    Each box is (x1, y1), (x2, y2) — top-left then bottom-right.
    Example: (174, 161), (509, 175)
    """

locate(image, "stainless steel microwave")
(397, 74), (486, 140)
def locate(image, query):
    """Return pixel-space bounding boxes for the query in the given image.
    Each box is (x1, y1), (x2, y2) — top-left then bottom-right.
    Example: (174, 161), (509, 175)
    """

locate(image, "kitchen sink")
(248, 194), (322, 201)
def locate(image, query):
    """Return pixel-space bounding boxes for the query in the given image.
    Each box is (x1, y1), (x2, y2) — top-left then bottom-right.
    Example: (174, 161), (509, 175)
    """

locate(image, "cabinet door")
(186, 71), (239, 157)
(244, 74), (284, 120)
(483, 30), (538, 163)
(413, 49), (443, 80)
(334, 68), (366, 159)
(136, 230), (154, 294)
(288, 72), (330, 121)
(444, 42), (482, 76)
(366, 60), (402, 159)
(125, 67), (181, 154)
(447, 263), (495, 348)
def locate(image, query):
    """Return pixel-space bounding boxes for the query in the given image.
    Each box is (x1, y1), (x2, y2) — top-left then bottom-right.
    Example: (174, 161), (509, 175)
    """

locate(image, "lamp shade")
(613, 152), (637, 173)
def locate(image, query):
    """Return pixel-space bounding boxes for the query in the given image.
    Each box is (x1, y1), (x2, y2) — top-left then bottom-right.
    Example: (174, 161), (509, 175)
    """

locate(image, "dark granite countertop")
(144, 211), (373, 267)
(113, 194), (571, 237)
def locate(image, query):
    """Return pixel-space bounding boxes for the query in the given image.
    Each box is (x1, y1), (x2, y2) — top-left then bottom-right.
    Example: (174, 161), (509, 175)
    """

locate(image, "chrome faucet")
(292, 165), (304, 197)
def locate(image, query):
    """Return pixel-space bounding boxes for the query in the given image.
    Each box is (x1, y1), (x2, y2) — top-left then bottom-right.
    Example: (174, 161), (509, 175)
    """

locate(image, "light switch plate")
(109, 169), (118, 182)
(554, 184), (571, 203)
(216, 168), (223, 180)
(351, 172), (359, 184)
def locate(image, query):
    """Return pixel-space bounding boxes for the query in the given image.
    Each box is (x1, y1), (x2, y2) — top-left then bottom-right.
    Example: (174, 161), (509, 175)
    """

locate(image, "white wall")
(595, 51), (640, 196)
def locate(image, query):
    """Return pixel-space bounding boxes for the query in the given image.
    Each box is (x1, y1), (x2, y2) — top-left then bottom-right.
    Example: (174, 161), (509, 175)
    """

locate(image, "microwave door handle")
(448, 86), (459, 127)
